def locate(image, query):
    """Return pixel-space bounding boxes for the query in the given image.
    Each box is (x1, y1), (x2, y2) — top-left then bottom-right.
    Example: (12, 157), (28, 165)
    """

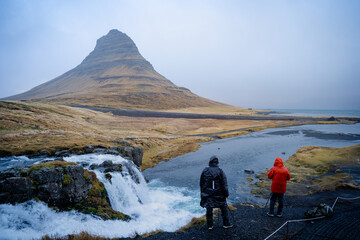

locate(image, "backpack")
(304, 203), (333, 218)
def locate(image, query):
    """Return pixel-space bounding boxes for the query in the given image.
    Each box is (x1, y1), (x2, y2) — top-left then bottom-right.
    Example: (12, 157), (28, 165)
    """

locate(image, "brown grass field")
(0, 101), (339, 170)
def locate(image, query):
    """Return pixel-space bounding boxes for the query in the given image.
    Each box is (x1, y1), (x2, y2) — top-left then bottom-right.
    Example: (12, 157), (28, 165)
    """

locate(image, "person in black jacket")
(200, 156), (233, 229)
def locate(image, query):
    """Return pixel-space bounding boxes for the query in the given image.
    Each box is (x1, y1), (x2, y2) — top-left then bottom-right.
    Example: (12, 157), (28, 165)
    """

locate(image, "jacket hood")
(274, 157), (284, 167)
(209, 156), (219, 167)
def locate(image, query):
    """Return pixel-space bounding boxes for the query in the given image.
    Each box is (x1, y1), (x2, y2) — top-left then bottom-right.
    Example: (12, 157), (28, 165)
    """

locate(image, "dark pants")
(269, 192), (284, 215)
(206, 205), (230, 227)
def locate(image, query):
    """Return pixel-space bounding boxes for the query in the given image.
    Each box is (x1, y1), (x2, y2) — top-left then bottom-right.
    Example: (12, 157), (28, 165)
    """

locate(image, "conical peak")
(96, 29), (135, 49)
(81, 29), (143, 66)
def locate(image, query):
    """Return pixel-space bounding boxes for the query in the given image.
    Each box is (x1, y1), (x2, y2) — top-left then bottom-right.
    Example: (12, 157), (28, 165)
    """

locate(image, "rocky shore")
(133, 188), (360, 240)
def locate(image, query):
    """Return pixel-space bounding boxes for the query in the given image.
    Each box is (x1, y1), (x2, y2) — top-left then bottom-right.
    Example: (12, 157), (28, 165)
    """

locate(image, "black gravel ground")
(120, 188), (360, 240)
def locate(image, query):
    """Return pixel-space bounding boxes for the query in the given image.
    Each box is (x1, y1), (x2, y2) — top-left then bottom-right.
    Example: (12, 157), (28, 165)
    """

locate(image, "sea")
(268, 109), (360, 118)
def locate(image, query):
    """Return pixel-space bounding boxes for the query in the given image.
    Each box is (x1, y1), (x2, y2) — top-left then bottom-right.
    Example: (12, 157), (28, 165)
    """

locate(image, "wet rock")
(131, 147), (143, 167)
(83, 146), (94, 154)
(105, 173), (112, 183)
(0, 177), (34, 203)
(244, 169), (255, 174)
(55, 149), (71, 157)
(0, 162), (91, 207)
(0, 168), (22, 180)
(123, 161), (140, 184)
(105, 149), (120, 155)
(89, 163), (99, 170)
(78, 161), (89, 167)
(107, 146), (143, 167)
(90, 160), (122, 173)
(93, 148), (106, 153)
(109, 146), (125, 154)
(99, 160), (113, 168)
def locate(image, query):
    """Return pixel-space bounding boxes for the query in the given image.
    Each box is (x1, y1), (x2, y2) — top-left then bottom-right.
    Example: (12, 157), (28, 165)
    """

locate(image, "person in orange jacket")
(267, 157), (290, 217)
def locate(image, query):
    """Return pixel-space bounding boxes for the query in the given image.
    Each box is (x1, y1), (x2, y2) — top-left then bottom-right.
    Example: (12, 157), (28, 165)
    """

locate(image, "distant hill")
(5, 29), (229, 110)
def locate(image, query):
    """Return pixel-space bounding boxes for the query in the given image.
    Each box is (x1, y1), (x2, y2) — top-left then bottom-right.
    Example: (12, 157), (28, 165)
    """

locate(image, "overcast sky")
(1, 0), (359, 110)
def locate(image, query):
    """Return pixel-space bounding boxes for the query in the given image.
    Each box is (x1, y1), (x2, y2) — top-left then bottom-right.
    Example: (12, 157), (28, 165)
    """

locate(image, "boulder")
(90, 160), (122, 173)
(131, 147), (143, 167)
(107, 145), (143, 167)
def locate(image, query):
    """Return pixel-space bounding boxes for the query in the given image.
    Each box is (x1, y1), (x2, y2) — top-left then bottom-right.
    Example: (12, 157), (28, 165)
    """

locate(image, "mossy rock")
(77, 169), (130, 221)
(105, 173), (112, 183)
(29, 161), (77, 172)
(63, 174), (72, 185)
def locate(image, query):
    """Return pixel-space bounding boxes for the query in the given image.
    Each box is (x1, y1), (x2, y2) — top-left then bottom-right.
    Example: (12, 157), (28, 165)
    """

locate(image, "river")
(144, 123), (360, 205)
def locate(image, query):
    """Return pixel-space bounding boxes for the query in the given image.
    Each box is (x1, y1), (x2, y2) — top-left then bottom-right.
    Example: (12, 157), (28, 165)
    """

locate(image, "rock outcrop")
(30, 142), (144, 167)
(0, 161), (130, 220)
(0, 161), (90, 206)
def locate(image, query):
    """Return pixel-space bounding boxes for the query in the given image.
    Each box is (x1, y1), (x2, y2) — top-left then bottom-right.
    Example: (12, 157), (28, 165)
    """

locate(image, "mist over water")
(0, 123), (359, 239)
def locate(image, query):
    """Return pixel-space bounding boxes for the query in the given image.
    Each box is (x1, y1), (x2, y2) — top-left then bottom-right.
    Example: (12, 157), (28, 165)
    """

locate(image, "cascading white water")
(68, 154), (152, 216)
(0, 154), (204, 240)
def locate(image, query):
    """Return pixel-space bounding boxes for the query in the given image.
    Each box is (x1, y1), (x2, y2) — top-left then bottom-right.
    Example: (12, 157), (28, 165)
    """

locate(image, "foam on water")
(0, 154), (204, 240)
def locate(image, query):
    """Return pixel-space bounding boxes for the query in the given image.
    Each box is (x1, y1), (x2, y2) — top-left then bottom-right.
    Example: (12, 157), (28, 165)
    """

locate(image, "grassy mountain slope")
(5, 30), (230, 110)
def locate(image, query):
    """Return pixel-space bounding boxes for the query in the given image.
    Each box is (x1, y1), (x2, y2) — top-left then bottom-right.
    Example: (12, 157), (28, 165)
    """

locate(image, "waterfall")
(93, 162), (150, 216)
(66, 154), (151, 216)
(0, 153), (204, 240)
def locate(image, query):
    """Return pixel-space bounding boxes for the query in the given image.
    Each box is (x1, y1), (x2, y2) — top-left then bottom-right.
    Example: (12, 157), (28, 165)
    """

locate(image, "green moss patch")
(72, 170), (130, 221)
(29, 161), (77, 172)
(63, 174), (72, 185)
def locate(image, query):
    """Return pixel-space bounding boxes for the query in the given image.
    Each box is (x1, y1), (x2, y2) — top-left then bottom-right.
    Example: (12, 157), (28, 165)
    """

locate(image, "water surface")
(144, 123), (360, 205)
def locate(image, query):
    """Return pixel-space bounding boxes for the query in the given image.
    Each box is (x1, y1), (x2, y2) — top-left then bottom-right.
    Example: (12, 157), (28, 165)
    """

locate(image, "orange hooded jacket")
(267, 157), (291, 193)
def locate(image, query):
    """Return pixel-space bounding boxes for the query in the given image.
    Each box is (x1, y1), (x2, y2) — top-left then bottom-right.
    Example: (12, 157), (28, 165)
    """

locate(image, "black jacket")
(200, 157), (229, 208)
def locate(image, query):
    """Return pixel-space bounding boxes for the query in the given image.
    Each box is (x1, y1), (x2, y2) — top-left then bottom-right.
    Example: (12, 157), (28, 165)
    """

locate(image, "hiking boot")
(208, 226), (213, 230)
(223, 224), (233, 229)
(267, 212), (274, 217)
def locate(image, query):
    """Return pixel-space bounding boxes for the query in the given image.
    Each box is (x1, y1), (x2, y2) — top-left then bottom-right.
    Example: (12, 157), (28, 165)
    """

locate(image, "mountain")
(5, 29), (228, 110)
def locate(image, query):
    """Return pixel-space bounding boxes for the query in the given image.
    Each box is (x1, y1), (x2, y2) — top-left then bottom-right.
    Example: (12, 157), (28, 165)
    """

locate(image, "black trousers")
(206, 205), (230, 227)
(269, 192), (284, 215)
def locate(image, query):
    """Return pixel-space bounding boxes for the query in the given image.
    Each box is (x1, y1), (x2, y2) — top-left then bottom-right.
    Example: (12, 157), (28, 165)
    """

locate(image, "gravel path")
(71, 105), (349, 122)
